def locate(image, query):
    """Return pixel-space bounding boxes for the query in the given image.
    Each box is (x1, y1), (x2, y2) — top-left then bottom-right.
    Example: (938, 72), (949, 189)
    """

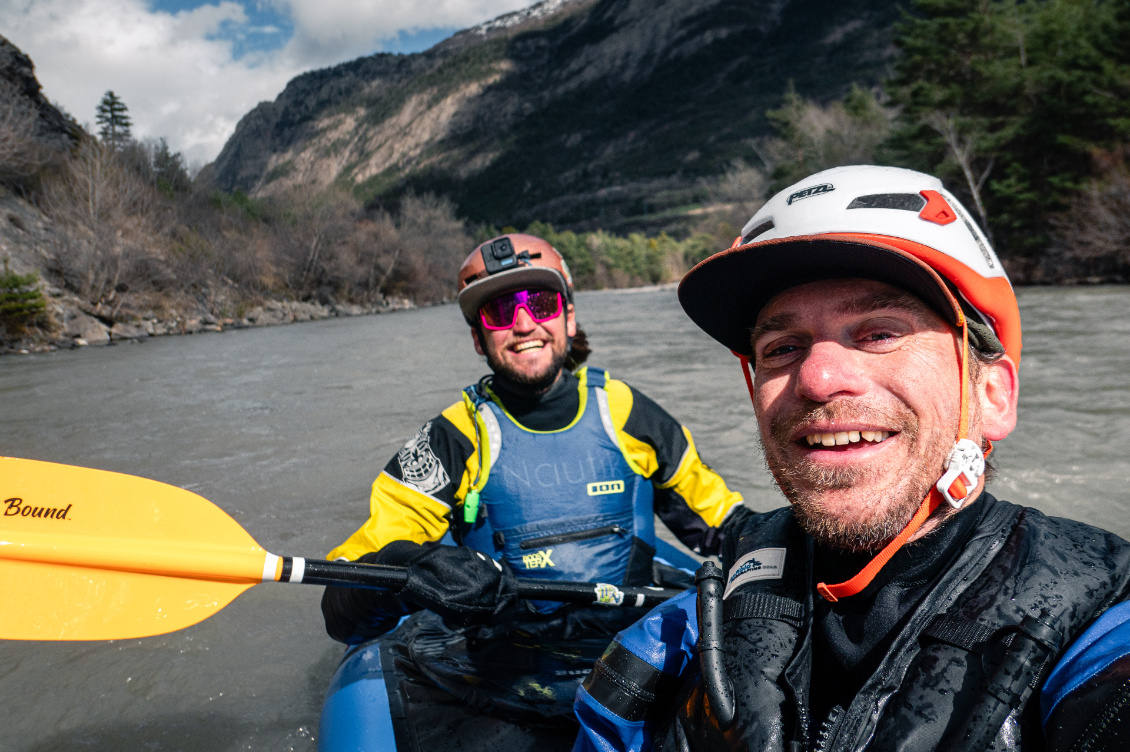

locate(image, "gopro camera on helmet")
(482, 237), (518, 274)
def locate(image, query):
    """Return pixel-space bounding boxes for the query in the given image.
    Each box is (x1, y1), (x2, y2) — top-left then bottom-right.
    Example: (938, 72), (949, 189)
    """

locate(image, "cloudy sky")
(1, 0), (537, 165)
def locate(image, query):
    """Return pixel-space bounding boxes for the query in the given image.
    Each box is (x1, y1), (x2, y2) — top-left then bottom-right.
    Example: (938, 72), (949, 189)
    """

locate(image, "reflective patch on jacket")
(398, 421), (451, 496)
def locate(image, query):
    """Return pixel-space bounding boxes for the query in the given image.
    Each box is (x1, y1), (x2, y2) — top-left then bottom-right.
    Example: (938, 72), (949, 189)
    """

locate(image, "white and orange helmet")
(679, 165), (1021, 364)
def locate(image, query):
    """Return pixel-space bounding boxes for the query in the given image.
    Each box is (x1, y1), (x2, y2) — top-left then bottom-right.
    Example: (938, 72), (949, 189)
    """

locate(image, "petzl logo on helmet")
(787, 183), (835, 205)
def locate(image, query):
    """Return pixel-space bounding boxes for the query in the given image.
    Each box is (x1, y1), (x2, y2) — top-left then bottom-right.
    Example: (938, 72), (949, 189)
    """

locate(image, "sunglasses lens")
(525, 290), (561, 321)
(480, 295), (519, 329)
(478, 289), (562, 329)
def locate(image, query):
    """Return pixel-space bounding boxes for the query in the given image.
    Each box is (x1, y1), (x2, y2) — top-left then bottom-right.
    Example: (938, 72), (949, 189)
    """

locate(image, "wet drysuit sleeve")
(1042, 600), (1130, 750)
(573, 588), (700, 752)
(605, 378), (748, 555)
(321, 407), (478, 644)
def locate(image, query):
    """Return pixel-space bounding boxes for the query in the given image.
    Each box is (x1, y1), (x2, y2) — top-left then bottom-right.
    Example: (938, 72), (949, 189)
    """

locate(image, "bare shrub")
(389, 193), (471, 303)
(269, 186), (361, 301)
(702, 159), (769, 233)
(756, 85), (892, 189)
(0, 78), (47, 187)
(334, 212), (402, 304)
(225, 226), (281, 294)
(1051, 148), (1130, 279)
(39, 138), (168, 305)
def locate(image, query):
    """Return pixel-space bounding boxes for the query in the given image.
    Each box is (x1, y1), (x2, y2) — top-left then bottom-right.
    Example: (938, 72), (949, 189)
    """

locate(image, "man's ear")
(471, 327), (485, 356)
(978, 355), (1019, 441)
(566, 303), (577, 338)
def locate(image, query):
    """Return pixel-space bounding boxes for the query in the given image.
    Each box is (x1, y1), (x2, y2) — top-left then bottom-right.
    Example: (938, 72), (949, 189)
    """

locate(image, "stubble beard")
(483, 334), (569, 392)
(761, 401), (949, 553)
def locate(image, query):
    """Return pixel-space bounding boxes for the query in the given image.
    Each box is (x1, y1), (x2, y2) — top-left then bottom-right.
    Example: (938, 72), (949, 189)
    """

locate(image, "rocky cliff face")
(209, 0), (899, 231)
(0, 33), (81, 151)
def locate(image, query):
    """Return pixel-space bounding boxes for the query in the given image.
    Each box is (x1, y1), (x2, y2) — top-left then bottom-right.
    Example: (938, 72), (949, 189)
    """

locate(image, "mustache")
(768, 400), (918, 447)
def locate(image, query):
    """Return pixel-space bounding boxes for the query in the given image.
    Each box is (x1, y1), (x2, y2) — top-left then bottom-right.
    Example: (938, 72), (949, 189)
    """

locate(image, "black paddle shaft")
(295, 558), (681, 609)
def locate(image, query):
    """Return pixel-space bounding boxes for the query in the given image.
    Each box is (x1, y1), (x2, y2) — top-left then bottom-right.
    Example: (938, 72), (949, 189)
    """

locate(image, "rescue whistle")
(463, 489), (480, 523)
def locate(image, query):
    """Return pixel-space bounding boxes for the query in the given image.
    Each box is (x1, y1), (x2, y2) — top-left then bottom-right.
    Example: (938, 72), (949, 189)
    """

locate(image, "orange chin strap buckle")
(936, 438), (985, 508)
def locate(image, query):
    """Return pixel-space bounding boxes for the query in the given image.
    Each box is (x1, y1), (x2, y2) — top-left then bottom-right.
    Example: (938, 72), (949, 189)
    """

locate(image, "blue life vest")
(460, 368), (655, 605)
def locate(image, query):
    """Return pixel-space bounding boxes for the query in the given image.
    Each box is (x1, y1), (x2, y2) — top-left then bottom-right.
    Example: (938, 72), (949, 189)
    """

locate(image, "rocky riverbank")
(0, 188), (420, 355)
(3, 280), (416, 355)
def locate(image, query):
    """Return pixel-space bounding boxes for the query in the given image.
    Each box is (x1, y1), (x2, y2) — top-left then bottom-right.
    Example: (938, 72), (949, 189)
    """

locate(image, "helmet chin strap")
(733, 310), (988, 603)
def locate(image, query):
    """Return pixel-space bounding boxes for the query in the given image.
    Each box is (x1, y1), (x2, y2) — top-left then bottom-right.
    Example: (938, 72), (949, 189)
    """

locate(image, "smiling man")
(321, 233), (748, 749)
(572, 166), (1130, 752)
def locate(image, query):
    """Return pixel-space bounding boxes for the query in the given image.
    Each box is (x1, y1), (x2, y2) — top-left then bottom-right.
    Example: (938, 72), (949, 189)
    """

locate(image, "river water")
(1, 285), (1128, 751)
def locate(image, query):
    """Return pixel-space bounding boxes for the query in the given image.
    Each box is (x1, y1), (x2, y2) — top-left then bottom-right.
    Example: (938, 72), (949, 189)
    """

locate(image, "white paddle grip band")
(290, 557), (306, 584)
(262, 553), (280, 582)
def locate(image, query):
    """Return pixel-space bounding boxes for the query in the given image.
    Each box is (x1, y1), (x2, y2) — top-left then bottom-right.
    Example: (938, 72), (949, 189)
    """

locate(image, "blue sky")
(0, 0), (536, 163)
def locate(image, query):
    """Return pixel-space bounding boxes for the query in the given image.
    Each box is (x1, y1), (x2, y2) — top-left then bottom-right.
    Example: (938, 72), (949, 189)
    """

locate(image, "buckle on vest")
(936, 438), (985, 509)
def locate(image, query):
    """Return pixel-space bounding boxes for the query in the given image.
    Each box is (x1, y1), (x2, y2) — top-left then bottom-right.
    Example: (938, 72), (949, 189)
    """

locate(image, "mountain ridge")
(208, 0), (900, 233)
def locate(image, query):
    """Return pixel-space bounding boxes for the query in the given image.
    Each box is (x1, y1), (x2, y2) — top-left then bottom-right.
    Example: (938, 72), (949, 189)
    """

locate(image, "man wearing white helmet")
(572, 166), (1130, 751)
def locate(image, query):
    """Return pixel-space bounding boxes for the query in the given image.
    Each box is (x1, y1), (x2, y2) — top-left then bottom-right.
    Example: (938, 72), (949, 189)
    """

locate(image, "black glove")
(321, 541), (424, 644)
(399, 544), (520, 626)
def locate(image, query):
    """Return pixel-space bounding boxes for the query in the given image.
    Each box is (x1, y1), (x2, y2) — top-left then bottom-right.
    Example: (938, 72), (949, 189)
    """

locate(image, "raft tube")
(317, 538), (700, 752)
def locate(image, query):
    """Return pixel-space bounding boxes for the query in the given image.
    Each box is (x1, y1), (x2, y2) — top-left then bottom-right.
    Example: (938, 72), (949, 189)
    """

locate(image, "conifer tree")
(0, 261), (46, 336)
(883, 0), (1130, 257)
(95, 91), (131, 150)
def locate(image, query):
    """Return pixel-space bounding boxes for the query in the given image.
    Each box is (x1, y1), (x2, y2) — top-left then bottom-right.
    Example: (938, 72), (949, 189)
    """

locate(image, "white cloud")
(0, 0), (536, 164)
(1, 0), (295, 164)
(276, 0), (532, 67)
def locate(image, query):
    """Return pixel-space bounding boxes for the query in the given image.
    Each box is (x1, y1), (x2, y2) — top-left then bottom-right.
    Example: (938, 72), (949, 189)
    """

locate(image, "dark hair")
(565, 326), (591, 370)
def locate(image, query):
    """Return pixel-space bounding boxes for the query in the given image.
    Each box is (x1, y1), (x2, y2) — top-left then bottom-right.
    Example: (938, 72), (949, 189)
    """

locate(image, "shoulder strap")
(585, 366), (607, 390)
(929, 611), (1062, 749)
(921, 613), (998, 653)
(459, 378), (494, 525)
(462, 375), (491, 409)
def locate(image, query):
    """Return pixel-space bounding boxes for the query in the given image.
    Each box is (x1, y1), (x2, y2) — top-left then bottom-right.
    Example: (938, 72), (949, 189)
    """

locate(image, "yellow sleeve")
(656, 425), (745, 528)
(327, 401), (480, 561)
(603, 375), (745, 552)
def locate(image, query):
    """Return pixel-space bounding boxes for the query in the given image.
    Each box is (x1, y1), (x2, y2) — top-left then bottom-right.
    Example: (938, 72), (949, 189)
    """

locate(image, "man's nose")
(794, 341), (868, 402)
(511, 305), (537, 333)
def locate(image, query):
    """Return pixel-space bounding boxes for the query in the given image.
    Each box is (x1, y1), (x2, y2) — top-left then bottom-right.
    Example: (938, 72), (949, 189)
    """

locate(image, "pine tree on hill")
(95, 91), (131, 150)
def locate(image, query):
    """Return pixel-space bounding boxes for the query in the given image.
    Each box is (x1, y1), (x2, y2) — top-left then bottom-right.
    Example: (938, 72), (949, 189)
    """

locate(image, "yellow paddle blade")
(0, 458), (272, 641)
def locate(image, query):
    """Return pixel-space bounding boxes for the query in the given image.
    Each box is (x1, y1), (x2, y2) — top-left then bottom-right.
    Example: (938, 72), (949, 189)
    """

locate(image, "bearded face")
(750, 279), (975, 552)
(472, 293), (576, 392)
(761, 399), (952, 551)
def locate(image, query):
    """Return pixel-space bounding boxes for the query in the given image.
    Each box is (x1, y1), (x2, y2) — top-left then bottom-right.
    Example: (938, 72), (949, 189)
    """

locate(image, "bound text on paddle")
(3, 497), (72, 520)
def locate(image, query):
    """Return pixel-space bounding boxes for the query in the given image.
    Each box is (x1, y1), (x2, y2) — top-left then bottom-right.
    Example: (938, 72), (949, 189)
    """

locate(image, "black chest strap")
(723, 590), (804, 627)
(926, 612), (1062, 750)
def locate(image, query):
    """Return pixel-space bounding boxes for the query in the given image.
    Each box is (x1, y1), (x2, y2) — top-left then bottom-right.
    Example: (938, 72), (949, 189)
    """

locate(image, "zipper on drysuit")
(517, 525), (628, 550)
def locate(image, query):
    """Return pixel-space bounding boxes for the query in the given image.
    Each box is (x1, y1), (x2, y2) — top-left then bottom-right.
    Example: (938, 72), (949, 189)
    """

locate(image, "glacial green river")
(1, 285), (1128, 750)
